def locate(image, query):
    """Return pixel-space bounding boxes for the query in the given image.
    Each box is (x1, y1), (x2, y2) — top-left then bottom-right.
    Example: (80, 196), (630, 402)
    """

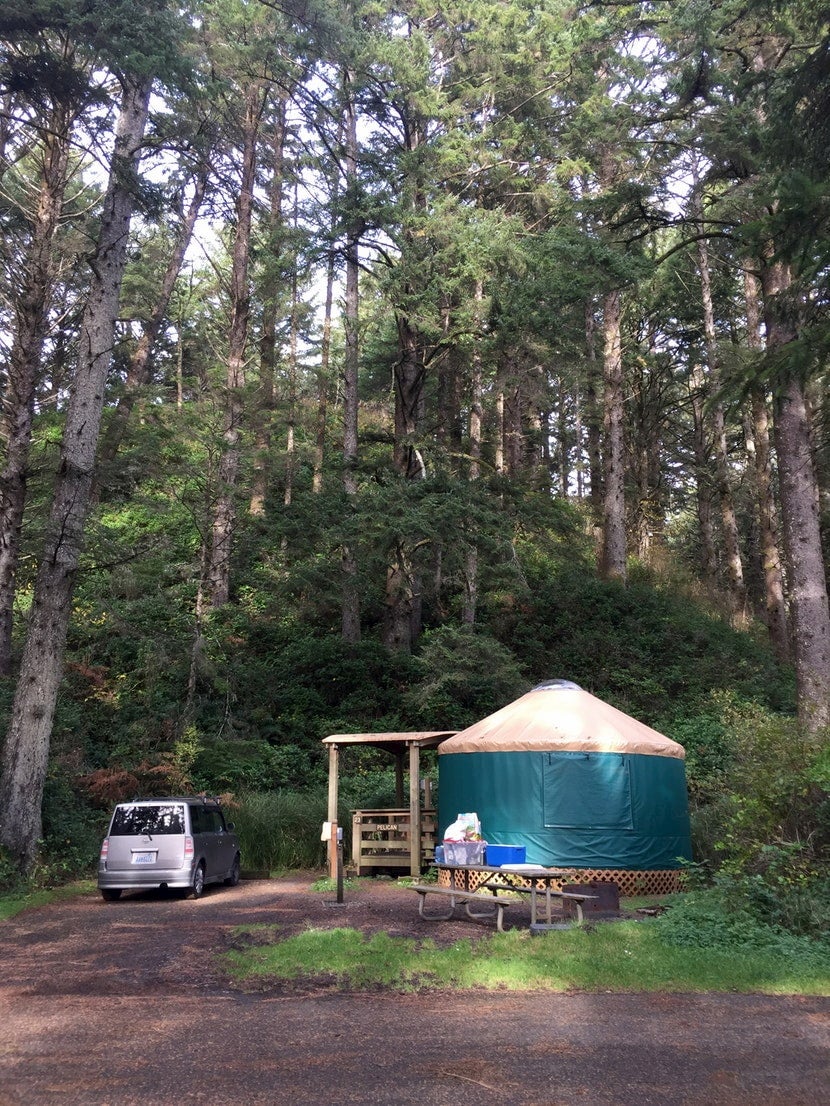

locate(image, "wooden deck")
(351, 808), (437, 876)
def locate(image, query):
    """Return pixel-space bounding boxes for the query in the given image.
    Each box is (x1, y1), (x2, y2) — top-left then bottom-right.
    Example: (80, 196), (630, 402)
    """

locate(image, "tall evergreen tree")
(0, 0), (188, 871)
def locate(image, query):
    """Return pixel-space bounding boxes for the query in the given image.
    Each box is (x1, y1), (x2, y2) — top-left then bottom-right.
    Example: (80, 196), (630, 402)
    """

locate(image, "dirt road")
(1, 876), (827, 1105)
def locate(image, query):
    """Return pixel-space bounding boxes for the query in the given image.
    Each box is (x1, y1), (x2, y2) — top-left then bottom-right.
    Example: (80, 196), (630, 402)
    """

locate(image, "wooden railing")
(351, 809), (437, 876)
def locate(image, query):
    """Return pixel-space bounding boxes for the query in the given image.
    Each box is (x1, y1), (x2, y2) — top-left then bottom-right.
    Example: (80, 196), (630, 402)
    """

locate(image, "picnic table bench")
(482, 882), (598, 925)
(410, 884), (516, 931)
(412, 868), (599, 931)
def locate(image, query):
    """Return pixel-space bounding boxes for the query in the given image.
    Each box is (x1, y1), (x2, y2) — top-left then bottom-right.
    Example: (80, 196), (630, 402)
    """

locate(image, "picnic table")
(412, 863), (598, 932)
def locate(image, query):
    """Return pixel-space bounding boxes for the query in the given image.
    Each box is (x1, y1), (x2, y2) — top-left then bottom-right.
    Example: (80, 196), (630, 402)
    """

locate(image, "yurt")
(438, 680), (692, 894)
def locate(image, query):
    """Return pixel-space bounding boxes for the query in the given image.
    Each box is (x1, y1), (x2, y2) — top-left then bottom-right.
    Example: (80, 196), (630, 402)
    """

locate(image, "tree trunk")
(599, 288), (626, 581)
(556, 376), (569, 497)
(462, 279), (484, 626)
(495, 390), (505, 474)
(341, 69), (361, 644)
(383, 540), (415, 654)
(250, 100), (287, 516)
(205, 85), (263, 608)
(0, 101), (72, 675)
(688, 362), (718, 590)
(584, 298), (603, 517)
(696, 211), (746, 623)
(282, 184), (300, 523)
(313, 231), (336, 496)
(743, 267), (789, 659)
(392, 315), (427, 479)
(0, 76), (151, 872)
(503, 386), (521, 476)
(762, 256), (830, 731)
(0, 91), (15, 179)
(436, 296), (463, 460)
(383, 311), (426, 651)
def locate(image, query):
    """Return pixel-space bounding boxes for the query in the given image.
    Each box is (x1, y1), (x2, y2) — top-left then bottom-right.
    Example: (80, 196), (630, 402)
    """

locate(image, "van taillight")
(184, 836), (194, 858)
(100, 838), (109, 861)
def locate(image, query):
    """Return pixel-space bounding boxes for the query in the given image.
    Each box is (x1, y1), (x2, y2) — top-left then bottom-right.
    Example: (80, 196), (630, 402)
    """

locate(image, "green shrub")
(656, 877), (830, 966)
(39, 768), (108, 882)
(0, 846), (24, 893)
(706, 698), (827, 870)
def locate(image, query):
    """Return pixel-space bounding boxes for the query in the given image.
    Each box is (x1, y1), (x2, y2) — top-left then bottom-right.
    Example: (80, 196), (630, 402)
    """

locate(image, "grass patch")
(223, 919), (830, 995)
(309, 875), (362, 893)
(0, 880), (96, 921)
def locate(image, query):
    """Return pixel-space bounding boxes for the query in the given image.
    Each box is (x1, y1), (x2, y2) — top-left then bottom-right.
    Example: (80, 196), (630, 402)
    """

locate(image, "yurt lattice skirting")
(437, 866), (685, 897)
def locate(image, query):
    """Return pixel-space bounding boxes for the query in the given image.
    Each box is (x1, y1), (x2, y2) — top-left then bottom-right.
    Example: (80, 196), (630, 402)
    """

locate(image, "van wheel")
(225, 855), (241, 886)
(100, 889), (122, 902)
(190, 862), (206, 898)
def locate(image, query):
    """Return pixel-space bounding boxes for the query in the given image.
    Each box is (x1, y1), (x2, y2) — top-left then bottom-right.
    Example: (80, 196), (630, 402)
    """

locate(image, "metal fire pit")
(561, 880), (620, 919)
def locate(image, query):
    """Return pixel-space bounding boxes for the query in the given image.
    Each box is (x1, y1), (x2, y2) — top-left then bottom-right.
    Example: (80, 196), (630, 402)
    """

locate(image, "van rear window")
(110, 804), (185, 836)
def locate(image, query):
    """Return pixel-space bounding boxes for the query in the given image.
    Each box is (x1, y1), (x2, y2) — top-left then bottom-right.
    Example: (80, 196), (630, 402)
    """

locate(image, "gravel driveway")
(1, 875), (828, 1105)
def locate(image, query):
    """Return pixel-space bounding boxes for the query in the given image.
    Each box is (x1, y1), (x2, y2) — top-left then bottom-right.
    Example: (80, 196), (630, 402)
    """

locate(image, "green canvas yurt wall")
(438, 681), (692, 875)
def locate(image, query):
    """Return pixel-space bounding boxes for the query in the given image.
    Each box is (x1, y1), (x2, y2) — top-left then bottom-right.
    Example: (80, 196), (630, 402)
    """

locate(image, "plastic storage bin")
(485, 844), (526, 866)
(442, 840), (485, 866)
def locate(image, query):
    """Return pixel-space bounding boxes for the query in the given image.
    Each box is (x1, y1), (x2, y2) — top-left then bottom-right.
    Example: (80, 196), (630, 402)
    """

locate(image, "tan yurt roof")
(437, 680), (685, 759)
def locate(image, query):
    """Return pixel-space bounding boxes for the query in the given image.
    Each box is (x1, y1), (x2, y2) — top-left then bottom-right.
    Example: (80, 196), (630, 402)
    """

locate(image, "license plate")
(132, 851), (157, 865)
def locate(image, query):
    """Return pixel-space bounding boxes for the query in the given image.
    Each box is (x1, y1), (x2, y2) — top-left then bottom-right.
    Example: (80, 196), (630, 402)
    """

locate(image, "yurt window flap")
(542, 752), (634, 829)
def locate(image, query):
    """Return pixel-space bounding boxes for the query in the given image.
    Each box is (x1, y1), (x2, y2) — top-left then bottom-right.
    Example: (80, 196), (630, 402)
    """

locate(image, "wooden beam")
(409, 740), (421, 877)
(327, 743), (339, 879)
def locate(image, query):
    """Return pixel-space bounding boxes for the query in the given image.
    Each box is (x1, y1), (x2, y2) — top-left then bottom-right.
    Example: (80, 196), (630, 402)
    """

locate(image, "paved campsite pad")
(1, 875), (828, 1105)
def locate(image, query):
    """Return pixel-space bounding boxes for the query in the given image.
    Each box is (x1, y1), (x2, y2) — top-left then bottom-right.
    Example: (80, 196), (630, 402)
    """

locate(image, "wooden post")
(409, 740), (421, 877)
(327, 743), (339, 879)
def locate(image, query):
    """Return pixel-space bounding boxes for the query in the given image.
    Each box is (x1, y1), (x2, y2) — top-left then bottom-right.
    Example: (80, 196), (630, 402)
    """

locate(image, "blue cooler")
(485, 844), (526, 866)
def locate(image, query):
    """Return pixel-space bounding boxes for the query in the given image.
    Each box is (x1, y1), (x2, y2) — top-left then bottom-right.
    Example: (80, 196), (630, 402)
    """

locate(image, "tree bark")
(462, 279), (484, 626)
(0, 100), (72, 675)
(392, 315), (427, 480)
(689, 362), (718, 590)
(743, 267), (789, 659)
(282, 184), (300, 522)
(599, 288), (626, 581)
(250, 100), (287, 516)
(0, 76), (151, 872)
(696, 205), (746, 622)
(313, 215), (336, 496)
(205, 84), (263, 608)
(341, 69), (361, 644)
(762, 256), (830, 731)
(498, 353), (522, 478)
(584, 298), (603, 517)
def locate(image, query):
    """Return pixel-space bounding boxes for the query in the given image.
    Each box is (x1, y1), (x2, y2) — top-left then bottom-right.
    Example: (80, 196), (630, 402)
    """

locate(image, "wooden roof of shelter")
(322, 731), (455, 753)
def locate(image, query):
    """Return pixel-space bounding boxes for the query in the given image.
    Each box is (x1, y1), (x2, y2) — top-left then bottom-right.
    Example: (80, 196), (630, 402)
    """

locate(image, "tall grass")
(232, 790), (328, 871)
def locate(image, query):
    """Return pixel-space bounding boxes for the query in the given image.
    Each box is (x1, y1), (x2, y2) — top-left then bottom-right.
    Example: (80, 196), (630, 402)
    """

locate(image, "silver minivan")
(97, 797), (241, 901)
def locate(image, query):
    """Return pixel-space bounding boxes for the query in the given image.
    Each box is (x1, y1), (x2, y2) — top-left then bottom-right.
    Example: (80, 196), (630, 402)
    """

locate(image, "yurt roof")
(437, 681), (685, 759)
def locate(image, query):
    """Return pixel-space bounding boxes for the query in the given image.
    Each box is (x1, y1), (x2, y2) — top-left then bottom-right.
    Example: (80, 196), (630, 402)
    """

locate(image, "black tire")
(224, 854), (241, 887)
(100, 888), (122, 902)
(190, 862), (206, 899)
